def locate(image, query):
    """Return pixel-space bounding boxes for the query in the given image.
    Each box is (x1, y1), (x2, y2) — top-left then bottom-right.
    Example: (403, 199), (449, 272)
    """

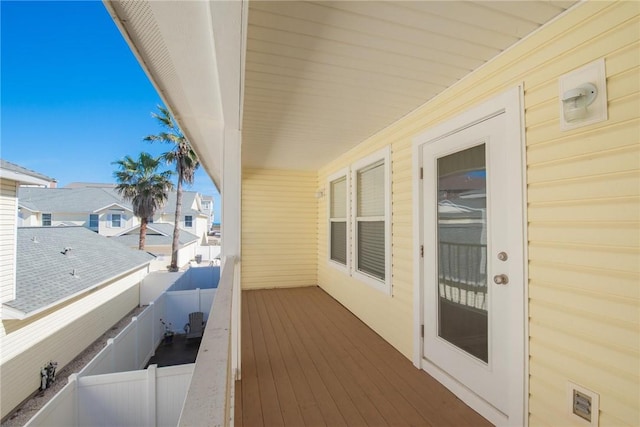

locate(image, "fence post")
(131, 317), (139, 370)
(69, 374), (79, 426)
(147, 364), (157, 426)
(107, 338), (115, 373)
(150, 301), (156, 356)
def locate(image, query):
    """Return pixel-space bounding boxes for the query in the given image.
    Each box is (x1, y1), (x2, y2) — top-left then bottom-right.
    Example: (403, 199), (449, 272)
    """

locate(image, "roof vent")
(61, 247), (72, 255)
(31, 236), (39, 243)
(71, 269), (79, 278)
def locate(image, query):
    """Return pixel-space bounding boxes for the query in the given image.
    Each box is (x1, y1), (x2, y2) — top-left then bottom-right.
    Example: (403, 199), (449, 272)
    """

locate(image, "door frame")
(411, 86), (528, 426)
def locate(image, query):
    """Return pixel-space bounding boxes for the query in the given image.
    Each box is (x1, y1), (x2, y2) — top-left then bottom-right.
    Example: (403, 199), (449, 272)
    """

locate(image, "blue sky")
(1, 1), (221, 223)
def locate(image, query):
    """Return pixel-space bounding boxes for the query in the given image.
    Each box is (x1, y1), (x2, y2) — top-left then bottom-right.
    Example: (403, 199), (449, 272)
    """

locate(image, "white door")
(419, 97), (525, 424)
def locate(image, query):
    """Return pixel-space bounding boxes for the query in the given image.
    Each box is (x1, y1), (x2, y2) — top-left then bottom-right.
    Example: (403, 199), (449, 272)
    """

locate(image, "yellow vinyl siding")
(0, 179), (18, 304)
(242, 169), (317, 289)
(317, 1), (638, 425)
(0, 270), (143, 419)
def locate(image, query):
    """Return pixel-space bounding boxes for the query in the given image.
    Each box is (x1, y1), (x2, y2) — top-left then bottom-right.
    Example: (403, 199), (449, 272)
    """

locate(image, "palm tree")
(144, 105), (199, 271)
(113, 152), (174, 250)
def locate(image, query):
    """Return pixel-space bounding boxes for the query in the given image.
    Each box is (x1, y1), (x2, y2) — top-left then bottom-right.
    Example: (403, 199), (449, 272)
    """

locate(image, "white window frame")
(111, 213), (122, 228)
(351, 147), (392, 294)
(327, 168), (350, 274)
(185, 215), (193, 228)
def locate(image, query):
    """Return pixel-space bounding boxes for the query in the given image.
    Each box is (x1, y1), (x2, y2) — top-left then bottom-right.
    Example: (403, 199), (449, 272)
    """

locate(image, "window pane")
(437, 143), (488, 362)
(357, 221), (385, 280)
(330, 177), (346, 218)
(112, 214), (121, 227)
(357, 162), (384, 217)
(89, 214), (99, 228)
(42, 213), (51, 226)
(330, 221), (347, 265)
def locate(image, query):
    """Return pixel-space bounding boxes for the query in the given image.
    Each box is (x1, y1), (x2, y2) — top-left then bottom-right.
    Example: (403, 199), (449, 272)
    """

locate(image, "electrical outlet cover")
(567, 381), (600, 427)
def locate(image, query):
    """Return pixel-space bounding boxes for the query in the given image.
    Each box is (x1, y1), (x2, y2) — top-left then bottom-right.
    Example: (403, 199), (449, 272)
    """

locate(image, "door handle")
(493, 274), (509, 285)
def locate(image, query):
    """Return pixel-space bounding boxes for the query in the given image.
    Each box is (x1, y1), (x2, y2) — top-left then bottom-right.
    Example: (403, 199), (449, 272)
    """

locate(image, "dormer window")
(185, 215), (193, 227)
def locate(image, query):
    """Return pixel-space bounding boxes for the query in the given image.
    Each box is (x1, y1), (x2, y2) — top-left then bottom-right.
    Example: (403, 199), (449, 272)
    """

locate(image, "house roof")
(17, 186), (207, 217)
(158, 191), (207, 217)
(0, 159), (55, 186)
(104, 1), (577, 184)
(4, 227), (154, 318)
(114, 222), (199, 247)
(18, 187), (131, 213)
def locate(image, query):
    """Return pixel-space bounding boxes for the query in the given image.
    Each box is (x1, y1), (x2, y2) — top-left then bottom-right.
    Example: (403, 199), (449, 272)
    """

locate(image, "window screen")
(329, 176), (347, 265)
(355, 160), (385, 280)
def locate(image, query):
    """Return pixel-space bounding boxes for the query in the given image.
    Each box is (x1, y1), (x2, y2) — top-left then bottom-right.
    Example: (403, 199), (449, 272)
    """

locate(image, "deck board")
(236, 286), (493, 427)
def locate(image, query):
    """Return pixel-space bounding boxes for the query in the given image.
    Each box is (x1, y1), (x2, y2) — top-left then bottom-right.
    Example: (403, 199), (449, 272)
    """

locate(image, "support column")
(221, 128), (242, 380)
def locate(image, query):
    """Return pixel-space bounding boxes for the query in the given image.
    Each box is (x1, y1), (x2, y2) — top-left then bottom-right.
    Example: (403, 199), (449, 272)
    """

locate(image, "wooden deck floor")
(235, 286), (492, 427)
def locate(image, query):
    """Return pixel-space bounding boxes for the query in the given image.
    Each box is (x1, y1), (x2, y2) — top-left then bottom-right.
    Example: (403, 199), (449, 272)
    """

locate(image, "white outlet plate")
(567, 381), (600, 427)
(559, 59), (608, 131)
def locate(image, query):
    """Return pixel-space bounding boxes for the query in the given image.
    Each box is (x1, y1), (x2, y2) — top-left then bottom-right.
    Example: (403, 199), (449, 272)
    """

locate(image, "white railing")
(178, 256), (236, 427)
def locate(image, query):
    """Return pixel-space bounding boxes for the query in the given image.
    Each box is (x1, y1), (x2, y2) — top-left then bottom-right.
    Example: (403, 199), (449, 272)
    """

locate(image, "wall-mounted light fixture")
(562, 83), (597, 123)
(559, 59), (607, 131)
(315, 189), (325, 199)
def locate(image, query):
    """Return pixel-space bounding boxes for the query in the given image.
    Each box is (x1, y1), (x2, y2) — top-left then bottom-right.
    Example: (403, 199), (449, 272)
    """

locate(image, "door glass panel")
(436, 144), (488, 362)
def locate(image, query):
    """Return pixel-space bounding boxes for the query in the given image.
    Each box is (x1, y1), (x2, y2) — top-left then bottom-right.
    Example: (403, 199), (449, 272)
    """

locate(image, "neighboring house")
(17, 186), (136, 235)
(0, 160), (55, 310)
(154, 190), (210, 244)
(201, 195), (214, 231)
(0, 226), (154, 420)
(114, 222), (200, 270)
(17, 186), (210, 242)
(95, 1), (640, 426)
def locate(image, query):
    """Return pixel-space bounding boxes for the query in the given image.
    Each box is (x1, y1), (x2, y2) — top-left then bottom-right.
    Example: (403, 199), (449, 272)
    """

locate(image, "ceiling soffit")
(242, 0), (577, 170)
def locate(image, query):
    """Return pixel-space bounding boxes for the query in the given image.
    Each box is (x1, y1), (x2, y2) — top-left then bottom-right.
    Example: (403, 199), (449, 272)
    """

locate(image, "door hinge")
(421, 324), (424, 338)
(419, 167), (423, 179)
(420, 245), (424, 258)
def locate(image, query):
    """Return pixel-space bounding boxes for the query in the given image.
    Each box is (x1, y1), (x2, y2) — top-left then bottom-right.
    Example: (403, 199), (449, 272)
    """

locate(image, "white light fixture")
(558, 59), (608, 131)
(562, 83), (597, 123)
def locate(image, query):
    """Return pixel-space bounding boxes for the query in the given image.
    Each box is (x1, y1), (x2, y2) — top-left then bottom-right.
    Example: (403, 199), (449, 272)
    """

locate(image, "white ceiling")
(105, 0), (578, 180)
(241, 1), (577, 170)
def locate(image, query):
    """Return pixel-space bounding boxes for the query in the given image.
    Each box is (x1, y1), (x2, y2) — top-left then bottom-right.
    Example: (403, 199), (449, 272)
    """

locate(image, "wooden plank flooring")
(235, 286), (492, 427)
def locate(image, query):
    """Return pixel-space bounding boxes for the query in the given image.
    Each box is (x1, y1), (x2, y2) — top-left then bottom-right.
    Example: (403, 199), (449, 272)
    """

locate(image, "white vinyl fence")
(77, 297), (166, 378)
(24, 265), (220, 427)
(26, 364), (194, 427)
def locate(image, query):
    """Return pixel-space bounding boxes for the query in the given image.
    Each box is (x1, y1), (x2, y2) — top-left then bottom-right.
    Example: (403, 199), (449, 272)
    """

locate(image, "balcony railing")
(178, 256), (236, 427)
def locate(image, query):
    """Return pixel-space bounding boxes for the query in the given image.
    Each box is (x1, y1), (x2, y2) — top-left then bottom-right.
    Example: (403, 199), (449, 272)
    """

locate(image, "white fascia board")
(93, 202), (132, 213)
(2, 263), (151, 320)
(102, 0), (245, 191)
(17, 203), (39, 213)
(0, 170), (51, 186)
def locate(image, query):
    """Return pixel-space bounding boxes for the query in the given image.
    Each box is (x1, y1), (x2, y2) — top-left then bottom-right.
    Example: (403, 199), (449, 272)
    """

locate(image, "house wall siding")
(0, 268), (145, 419)
(316, 1), (639, 426)
(0, 179), (18, 304)
(242, 169), (317, 289)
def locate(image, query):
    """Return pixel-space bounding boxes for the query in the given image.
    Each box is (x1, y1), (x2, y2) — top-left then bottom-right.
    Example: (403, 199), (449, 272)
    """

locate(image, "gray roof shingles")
(7, 227), (154, 315)
(18, 187), (130, 213)
(114, 223), (199, 247)
(18, 187), (206, 217)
